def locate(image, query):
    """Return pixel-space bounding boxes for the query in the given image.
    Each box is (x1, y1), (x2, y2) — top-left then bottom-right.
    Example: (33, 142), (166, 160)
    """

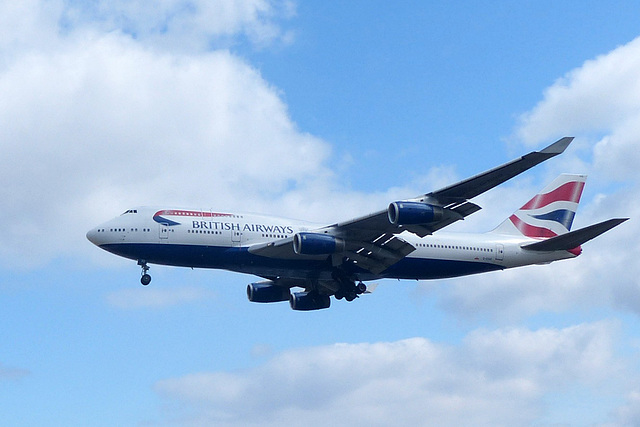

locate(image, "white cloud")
(593, 121), (640, 181)
(155, 322), (622, 426)
(0, 0), (327, 268)
(61, 0), (296, 51)
(431, 244), (619, 321)
(0, 0), (63, 58)
(0, 0), (472, 272)
(517, 36), (640, 146)
(609, 390), (640, 427)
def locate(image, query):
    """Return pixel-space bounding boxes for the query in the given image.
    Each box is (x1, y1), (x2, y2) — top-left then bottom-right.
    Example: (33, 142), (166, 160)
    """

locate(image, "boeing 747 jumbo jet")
(87, 137), (628, 310)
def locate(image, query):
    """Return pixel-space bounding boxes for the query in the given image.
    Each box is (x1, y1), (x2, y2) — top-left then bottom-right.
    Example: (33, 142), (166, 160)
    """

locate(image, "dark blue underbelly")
(100, 243), (503, 281)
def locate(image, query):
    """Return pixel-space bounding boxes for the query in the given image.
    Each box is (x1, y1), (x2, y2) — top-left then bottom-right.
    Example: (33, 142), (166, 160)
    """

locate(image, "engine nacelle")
(293, 232), (345, 255)
(289, 292), (331, 311)
(388, 201), (443, 225)
(246, 281), (290, 303)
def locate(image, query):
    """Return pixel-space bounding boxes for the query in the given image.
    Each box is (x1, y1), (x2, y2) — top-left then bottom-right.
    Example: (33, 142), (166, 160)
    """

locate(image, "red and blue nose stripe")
(153, 209), (233, 226)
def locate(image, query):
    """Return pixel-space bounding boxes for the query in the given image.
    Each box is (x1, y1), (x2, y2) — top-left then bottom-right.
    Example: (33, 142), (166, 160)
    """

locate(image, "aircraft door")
(231, 228), (242, 246)
(495, 243), (504, 261)
(159, 224), (170, 240)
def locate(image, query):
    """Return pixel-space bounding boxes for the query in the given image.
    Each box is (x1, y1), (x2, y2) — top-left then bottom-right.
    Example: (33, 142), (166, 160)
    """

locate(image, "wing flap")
(344, 234), (416, 274)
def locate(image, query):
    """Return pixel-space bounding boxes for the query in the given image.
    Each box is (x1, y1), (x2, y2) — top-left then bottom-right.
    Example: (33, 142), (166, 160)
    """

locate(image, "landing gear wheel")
(137, 259), (151, 286)
(332, 269), (364, 303)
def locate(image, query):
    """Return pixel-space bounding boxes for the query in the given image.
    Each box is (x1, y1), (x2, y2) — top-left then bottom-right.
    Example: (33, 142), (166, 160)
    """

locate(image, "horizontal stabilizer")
(522, 218), (628, 252)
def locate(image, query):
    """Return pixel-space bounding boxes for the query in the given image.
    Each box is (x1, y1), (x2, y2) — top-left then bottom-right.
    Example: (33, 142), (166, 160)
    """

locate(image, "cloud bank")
(0, 0), (331, 268)
(155, 322), (622, 426)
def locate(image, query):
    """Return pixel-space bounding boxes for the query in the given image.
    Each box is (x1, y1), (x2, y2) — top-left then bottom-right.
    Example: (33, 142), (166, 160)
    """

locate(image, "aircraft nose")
(86, 227), (99, 245)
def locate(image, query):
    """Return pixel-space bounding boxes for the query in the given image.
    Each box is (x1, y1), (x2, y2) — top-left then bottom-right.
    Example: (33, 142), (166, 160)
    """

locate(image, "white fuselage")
(87, 207), (577, 282)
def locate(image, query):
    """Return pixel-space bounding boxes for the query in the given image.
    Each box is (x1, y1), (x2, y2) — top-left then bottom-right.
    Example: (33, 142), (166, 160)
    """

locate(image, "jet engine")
(289, 291), (331, 311)
(293, 232), (345, 255)
(388, 201), (443, 225)
(246, 281), (290, 303)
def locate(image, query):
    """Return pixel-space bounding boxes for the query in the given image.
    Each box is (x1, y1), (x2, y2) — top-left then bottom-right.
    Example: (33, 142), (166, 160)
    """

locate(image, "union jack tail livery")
(492, 174), (587, 238)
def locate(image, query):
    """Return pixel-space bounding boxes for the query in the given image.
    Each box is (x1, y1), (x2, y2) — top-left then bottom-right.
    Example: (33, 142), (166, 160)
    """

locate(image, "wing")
(328, 137), (573, 240)
(250, 137), (573, 275)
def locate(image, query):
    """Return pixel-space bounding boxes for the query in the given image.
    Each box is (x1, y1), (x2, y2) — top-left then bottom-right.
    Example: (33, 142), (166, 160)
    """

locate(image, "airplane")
(86, 137), (628, 310)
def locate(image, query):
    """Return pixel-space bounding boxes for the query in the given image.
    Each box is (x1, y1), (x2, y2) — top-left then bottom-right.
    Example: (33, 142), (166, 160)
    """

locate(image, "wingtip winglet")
(540, 136), (574, 155)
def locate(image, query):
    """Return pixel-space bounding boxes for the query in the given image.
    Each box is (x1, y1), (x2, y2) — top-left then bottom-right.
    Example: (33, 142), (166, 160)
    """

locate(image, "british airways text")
(192, 221), (294, 234)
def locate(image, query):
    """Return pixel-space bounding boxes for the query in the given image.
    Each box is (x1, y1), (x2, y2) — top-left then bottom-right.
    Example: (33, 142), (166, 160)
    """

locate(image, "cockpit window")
(121, 209), (138, 215)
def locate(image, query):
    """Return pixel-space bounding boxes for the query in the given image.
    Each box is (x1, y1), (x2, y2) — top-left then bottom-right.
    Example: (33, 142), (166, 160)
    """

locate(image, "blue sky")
(2, 1), (640, 426)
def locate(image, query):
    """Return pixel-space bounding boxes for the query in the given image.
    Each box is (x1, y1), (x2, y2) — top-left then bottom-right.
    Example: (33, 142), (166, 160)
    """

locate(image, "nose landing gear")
(138, 259), (151, 286)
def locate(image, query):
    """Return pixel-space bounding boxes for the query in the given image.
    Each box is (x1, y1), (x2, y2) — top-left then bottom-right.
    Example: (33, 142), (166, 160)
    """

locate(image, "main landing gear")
(138, 259), (151, 286)
(332, 270), (367, 302)
(334, 281), (367, 301)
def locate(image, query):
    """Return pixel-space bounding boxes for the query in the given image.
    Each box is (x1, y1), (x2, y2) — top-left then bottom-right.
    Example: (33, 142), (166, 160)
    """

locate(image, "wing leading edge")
(250, 137), (574, 275)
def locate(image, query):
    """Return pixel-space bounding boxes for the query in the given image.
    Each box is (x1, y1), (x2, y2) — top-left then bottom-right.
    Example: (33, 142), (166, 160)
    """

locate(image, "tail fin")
(491, 174), (587, 238)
